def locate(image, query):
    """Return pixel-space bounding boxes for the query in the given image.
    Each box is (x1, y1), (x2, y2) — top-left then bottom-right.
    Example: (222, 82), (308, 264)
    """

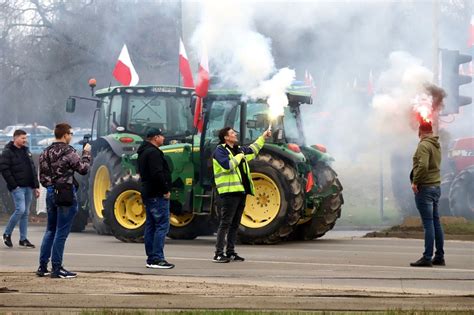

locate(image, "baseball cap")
(146, 128), (163, 138)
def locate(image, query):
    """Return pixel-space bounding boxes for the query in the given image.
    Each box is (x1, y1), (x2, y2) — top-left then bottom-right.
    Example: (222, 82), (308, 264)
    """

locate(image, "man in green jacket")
(212, 127), (271, 263)
(410, 122), (444, 267)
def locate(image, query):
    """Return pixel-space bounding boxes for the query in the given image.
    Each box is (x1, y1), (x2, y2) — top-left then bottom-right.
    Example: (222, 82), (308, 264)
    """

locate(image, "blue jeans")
(415, 185), (444, 260)
(4, 187), (33, 241)
(39, 186), (78, 270)
(144, 197), (170, 263)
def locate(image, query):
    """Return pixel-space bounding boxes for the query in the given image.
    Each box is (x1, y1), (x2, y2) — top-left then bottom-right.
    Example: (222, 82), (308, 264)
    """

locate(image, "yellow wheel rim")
(241, 172), (281, 228)
(114, 190), (145, 229)
(93, 165), (111, 218)
(170, 213), (194, 227)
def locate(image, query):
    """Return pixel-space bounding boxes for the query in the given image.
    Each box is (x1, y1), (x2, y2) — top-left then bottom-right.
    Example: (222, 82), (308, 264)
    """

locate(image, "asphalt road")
(1, 225), (473, 311)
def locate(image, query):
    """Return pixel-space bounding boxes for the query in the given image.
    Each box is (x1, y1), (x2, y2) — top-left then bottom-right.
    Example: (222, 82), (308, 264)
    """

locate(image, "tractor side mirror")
(66, 98), (76, 113)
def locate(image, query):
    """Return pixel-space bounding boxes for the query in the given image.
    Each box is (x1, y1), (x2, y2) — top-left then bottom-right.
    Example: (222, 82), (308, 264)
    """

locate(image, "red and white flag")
(194, 44), (210, 133)
(179, 38), (194, 88)
(304, 70), (317, 99)
(368, 70), (374, 95)
(195, 44), (210, 98)
(468, 15), (474, 47)
(112, 44), (139, 86)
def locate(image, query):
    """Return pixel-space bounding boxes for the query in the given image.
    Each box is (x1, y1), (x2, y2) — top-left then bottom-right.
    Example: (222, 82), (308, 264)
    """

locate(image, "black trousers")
(215, 194), (246, 255)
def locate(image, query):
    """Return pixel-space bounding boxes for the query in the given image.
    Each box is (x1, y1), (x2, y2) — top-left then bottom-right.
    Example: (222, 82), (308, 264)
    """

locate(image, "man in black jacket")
(1, 129), (40, 248)
(137, 128), (174, 269)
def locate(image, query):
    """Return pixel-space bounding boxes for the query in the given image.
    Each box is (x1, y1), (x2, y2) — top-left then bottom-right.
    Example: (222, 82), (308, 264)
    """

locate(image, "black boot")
(410, 257), (433, 267)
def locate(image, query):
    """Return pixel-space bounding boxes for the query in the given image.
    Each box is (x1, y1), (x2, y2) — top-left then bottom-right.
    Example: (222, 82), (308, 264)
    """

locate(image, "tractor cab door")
(199, 98), (241, 188)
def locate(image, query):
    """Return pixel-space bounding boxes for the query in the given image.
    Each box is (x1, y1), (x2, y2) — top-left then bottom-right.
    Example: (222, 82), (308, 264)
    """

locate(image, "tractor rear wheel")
(293, 164), (344, 240)
(237, 154), (304, 244)
(102, 175), (145, 242)
(449, 166), (474, 219)
(88, 149), (121, 235)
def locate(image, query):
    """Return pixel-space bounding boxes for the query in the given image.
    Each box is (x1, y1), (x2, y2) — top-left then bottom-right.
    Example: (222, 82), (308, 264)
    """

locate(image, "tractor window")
(283, 107), (300, 143)
(109, 95), (123, 133)
(245, 102), (270, 143)
(205, 100), (240, 142)
(127, 95), (191, 137)
(98, 96), (111, 137)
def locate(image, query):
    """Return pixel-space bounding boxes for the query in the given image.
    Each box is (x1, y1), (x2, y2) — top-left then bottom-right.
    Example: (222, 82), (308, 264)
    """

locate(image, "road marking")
(55, 252), (473, 273)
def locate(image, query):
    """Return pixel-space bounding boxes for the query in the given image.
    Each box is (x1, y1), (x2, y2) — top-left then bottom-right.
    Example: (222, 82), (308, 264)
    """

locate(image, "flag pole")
(177, 0), (183, 87)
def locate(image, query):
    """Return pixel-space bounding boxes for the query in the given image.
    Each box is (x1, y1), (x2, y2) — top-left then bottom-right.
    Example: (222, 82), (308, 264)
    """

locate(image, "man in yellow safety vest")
(212, 127), (271, 263)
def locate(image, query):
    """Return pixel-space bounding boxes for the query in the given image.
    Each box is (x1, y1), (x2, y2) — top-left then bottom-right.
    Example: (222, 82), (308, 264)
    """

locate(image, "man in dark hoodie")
(1, 129), (40, 248)
(37, 123), (91, 278)
(137, 128), (174, 269)
(410, 122), (444, 267)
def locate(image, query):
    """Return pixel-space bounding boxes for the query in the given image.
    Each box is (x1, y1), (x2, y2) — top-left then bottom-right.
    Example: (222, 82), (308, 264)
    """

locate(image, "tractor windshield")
(127, 94), (192, 138)
(245, 101), (303, 145)
(205, 97), (305, 146)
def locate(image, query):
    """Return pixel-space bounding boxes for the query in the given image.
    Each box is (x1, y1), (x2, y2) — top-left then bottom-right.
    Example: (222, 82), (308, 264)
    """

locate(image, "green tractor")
(67, 84), (343, 244)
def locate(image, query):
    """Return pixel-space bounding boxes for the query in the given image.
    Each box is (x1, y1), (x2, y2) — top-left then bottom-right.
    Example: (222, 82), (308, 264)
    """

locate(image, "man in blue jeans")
(410, 122), (444, 267)
(137, 128), (174, 269)
(37, 123), (91, 278)
(1, 129), (40, 248)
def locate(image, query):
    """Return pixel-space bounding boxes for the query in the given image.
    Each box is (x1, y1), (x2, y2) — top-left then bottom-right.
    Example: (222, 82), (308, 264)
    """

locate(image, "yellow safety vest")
(213, 136), (265, 195)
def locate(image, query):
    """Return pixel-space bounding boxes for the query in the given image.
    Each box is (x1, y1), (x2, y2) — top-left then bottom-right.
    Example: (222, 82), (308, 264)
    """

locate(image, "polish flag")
(368, 70), (374, 95)
(468, 15), (474, 47)
(179, 38), (194, 88)
(195, 44), (210, 98)
(193, 44), (210, 132)
(112, 44), (139, 86)
(304, 70), (317, 99)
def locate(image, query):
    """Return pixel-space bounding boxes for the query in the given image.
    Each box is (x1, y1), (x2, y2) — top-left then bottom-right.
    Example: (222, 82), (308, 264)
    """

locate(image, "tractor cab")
(93, 85), (195, 144)
(198, 90), (312, 188)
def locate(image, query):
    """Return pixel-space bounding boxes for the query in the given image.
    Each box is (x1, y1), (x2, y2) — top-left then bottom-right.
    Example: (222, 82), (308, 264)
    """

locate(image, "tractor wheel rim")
(114, 190), (145, 230)
(241, 172), (281, 228)
(170, 213), (194, 227)
(93, 166), (111, 218)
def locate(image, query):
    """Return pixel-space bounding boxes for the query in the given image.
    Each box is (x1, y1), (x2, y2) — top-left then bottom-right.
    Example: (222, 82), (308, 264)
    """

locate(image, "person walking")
(212, 127), (271, 263)
(1, 129), (40, 248)
(410, 122), (444, 267)
(137, 128), (174, 269)
(36, 123), (91, 278)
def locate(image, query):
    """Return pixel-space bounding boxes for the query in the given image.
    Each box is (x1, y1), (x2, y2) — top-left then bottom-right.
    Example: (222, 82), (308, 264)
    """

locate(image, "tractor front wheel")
(88, 149), (121, 235)
(102, 175), (145, 242)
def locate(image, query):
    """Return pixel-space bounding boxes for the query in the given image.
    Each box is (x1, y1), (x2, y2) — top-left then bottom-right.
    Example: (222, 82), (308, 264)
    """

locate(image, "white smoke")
(370, 51), (434, 147)
(191, 0), (295, 116)
(248, 67), (296, 118)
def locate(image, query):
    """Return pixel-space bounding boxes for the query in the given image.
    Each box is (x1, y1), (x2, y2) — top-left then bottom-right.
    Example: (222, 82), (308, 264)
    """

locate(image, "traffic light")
(439, 49), (472, 115)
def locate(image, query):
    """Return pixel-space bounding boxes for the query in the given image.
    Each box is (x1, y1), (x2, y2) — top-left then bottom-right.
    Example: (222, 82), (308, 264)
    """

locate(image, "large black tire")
(237, 154), (304, 244)
(88, 149), (121, 235)
(102, 175), (145, 242)
(390, 153), (418, 217)
(168, 212), (216, 240)
(70, 173), (90, 232)
(449, 166), (474, 219)
(292, 164), (344, 240)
